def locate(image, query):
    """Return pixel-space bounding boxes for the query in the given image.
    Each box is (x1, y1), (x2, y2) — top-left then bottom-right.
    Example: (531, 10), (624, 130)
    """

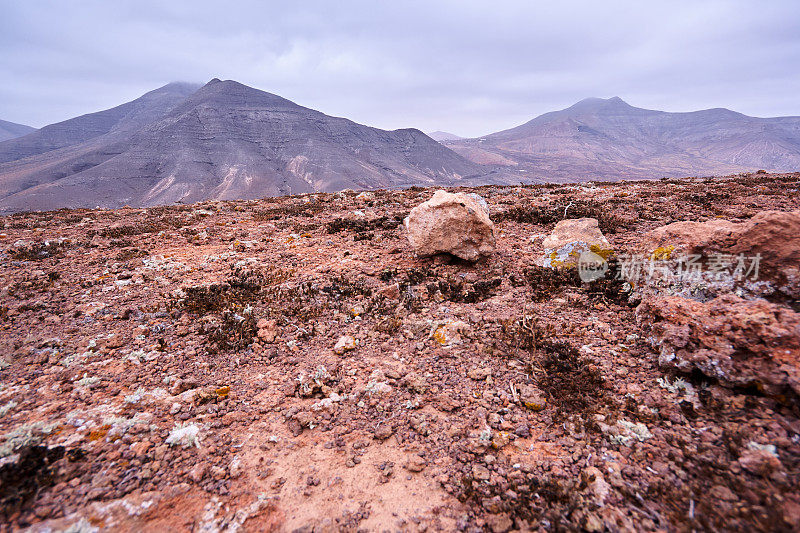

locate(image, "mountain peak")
(0, 80), (483, 212)
(171, 79), (300, 112)
(572, 96), (631, 109)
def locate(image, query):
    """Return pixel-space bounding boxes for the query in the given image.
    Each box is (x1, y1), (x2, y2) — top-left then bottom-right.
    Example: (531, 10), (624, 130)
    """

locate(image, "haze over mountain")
(0, 79), (486, 213)
(0, 120), (35, 143)
(428, 131), (464, 142)
(443, 97), (800, 181)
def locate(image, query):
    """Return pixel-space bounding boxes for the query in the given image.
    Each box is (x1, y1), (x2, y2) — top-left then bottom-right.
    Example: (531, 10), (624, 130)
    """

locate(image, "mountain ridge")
(0, 82), (201, 165)
(443, 96), (800, 181)
(0, 79), (487, 213)
(0, 119), (36, 143)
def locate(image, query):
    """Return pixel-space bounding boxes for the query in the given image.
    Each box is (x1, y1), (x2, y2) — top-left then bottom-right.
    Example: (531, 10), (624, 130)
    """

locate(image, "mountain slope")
(0, 119), (36, 142)
(0, 82), (201, 165)
(446, 97), (800, 181)
(0, 79), (485, 212)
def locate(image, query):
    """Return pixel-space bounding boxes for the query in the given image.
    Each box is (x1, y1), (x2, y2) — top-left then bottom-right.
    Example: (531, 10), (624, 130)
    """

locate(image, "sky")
(1, 0), (799, 137)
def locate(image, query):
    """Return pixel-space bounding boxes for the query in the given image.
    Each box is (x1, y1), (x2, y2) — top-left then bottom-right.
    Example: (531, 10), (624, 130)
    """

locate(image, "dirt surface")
(1, 172), (799, 532)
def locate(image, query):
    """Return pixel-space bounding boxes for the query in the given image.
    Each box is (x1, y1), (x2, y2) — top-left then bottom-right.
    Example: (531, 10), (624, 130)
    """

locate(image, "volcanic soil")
(1, 172), (799, 532)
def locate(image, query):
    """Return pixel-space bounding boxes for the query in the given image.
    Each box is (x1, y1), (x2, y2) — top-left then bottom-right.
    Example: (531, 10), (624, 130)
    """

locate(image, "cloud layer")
(1, 0), (799, 136)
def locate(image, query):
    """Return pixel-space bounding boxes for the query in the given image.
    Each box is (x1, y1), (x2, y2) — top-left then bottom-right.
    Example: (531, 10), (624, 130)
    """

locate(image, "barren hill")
(0, 82), (201, 164)
(0, 80), (486, 213)
(0, 119), (35, 143)
(429, 131), (464, 142)
(445, 97), (800, 180)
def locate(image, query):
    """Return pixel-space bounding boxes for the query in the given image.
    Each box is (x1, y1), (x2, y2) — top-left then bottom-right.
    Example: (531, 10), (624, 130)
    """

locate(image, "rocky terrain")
(443, 97), (800, 182)
(0, 171), (799, 532)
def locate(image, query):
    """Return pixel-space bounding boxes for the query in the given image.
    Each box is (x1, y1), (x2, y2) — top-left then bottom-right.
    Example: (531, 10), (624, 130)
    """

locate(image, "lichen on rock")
(542, 218), (613, 269)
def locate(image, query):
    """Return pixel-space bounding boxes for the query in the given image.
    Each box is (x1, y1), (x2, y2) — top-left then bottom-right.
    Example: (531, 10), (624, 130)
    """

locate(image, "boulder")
(404, 191), (494, 261)
(637, 293), (800, 397)
(542, 218), (612, 268)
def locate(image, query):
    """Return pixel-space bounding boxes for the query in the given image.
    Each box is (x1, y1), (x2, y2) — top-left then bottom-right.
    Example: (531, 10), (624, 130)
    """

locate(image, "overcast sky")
(1, 0), (799, 137)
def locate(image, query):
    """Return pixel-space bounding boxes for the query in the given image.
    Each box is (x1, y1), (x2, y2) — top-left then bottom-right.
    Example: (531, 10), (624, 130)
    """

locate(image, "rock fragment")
(373, 424), (394, 441)
(738, 448), (782, 477)
(256, 319), (278, 343)
(431, 320), (470, 347)
(518, 384), (547, 411)
(333, 335), (356, 355)
(404, 454), (427, 473)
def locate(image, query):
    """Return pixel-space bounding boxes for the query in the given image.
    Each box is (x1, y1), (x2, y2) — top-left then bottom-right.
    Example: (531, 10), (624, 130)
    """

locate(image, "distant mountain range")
(0, 79), (487, 213)
(0, 119), (35, 143)
(440, 96), (800, 181)
(1, 85), (799, 213)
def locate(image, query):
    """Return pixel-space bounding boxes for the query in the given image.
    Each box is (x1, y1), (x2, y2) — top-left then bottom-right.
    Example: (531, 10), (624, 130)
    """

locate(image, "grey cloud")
(0, 0), (798, 136)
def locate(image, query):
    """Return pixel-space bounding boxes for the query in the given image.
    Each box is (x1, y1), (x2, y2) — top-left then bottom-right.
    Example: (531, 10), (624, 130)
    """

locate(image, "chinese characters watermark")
(578, 252), (761, 285)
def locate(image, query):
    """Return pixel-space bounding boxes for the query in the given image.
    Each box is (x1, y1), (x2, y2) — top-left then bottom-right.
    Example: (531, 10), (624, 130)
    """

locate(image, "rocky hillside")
(0, 119), (35, 143)
(0, 80), (488, 214)
(0, 172), (798, 531)
(445, 97), (800, 181)
(0, 83), (201, 165)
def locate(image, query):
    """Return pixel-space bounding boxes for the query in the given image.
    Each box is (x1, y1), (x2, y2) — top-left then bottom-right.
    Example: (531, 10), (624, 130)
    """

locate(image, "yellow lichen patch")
(523, 398), (547, 411)
(88, 424), (112, 441)
(431, 321), (470, 346)
(589, 244), (614, 260)
(649, 245), (675, 261)
(433, 326), (448, 345)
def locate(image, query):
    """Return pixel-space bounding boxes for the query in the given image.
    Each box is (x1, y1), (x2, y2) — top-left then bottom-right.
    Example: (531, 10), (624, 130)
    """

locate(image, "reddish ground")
(1, 172), (798, 532)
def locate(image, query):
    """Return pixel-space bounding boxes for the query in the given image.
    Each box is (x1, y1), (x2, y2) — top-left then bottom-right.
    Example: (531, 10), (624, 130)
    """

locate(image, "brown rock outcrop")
(637, 293), (800, 397)
(643, 210), (800, 296)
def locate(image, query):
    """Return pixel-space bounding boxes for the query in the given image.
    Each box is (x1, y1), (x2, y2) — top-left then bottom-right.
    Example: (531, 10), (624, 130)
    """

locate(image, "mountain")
(0, 82), (201, 164)
(0, 119), (35, 142)
(0, 79), (486, 213)
(429, 131), (464, 142)
(445, 97), (800, 181)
